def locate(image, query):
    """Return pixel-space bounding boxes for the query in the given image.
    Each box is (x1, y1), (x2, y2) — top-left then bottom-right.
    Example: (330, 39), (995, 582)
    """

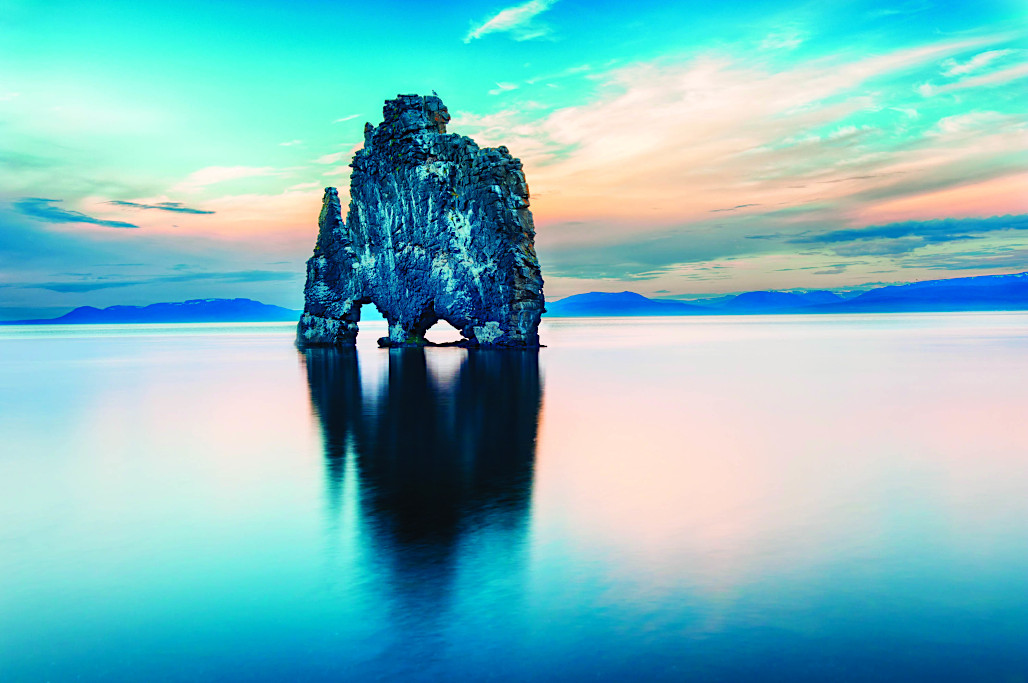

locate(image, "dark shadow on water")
(303, 347), (541, 538)
(365, 348), (541, 544)
(302, 347), (366, 523)
(301, 346), (542, 673)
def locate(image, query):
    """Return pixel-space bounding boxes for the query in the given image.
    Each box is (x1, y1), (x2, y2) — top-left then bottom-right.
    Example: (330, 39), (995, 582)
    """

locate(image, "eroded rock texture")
(297, 94), (545, 348)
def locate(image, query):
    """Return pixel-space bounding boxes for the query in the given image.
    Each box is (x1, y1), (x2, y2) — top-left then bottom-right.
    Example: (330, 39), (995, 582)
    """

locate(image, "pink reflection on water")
(530, 314), (1028, 615)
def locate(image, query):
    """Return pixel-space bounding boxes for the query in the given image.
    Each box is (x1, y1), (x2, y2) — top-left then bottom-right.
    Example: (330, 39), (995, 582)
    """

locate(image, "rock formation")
(297, 94), (545, 348)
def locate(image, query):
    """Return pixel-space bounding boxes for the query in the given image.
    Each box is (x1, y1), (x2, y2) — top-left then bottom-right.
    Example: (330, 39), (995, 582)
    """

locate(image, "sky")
(1, 0), (1026, 318)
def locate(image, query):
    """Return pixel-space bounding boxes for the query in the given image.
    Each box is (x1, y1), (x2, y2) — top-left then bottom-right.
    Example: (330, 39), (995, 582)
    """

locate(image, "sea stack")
(297, 94), (545, 348)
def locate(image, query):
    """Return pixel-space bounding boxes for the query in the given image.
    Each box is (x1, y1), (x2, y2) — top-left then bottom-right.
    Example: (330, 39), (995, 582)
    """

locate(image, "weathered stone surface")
(297, 93), (545, 348)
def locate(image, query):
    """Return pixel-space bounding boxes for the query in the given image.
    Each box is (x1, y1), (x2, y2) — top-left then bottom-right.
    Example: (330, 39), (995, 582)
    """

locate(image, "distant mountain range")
(546, 271), (1028, 316)
(5, 271), (1026, 325)
(1, 298), (301, 325)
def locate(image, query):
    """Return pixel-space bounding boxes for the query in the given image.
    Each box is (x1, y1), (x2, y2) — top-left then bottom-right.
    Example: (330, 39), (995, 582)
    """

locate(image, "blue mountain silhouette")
(546, 272), (1028, 316)
(3, 298), (300, 325)
(7, 271), (1026, 324)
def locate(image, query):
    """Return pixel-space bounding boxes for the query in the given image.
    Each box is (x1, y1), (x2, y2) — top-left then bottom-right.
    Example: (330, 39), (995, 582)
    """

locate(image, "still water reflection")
(1, 316), (1027, 681)
(305, 347), (539, 534)
(304, 347), (540, 647)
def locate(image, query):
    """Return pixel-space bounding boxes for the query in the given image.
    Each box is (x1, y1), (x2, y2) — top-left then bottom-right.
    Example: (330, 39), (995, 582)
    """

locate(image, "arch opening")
(357, 302), (386, 323)
(424, 319), (464, 345)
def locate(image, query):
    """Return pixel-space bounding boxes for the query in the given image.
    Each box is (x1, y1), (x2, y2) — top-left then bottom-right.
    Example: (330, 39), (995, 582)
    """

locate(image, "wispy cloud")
(489, 82), (519, 95)
(791, 214), (1028, 252)
(14, 198), (138, 229)
(867, 0), (930, 19)
(525, 63), (592, 85)
(107, 200), (214, 215)
(278, 139), (303, 147)
(898, 246), (1028, 271)
(464, 0), (556, 43)
(828, 237), (930, 256)
(313, 151), (348, 165)
(333, 114), (360, 123)
(942, 49), (1016, 77)
(285, 182), (321, 192)
(456, 35), (1015, 230)
(919, 61), (1028, 96)
(760, 27), (806, 51)
(931, 111), (1008, 135)
(25, 269), (299, 293)
(710, 203), (761, 213)
(449, 32), (1026, 294)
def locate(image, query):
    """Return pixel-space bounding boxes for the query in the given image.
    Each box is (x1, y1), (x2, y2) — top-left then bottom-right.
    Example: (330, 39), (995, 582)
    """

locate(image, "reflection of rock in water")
(367, 349), (540, 546)
(302, 347), (366, 521)
(302, 347), (541, 634)
(303, 348), (540, 539)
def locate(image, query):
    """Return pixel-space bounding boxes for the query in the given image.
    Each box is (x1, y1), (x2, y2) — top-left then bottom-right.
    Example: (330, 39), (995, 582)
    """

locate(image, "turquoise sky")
(1, 0), (1026, 318)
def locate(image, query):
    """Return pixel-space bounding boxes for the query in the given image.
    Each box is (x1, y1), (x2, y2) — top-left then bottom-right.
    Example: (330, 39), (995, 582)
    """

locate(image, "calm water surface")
(1, 315), (1027, 681)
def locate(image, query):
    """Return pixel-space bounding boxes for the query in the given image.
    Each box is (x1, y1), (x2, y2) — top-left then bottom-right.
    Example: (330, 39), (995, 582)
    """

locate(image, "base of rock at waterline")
(375, 336), (545, 349)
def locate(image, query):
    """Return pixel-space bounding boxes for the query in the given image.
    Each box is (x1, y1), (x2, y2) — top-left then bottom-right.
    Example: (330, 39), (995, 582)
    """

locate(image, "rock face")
(297, 94), (544, 348)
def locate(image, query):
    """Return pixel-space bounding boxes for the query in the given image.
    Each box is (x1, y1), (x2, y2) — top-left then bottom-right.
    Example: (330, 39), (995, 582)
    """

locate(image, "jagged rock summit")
(297, 93), (545, 348)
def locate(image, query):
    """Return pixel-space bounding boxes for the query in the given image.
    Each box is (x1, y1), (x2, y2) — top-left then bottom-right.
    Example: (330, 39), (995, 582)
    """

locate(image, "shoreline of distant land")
(2, 272), (1027, 325)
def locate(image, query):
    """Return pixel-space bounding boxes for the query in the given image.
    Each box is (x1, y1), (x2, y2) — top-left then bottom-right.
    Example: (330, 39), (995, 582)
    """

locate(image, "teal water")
(1, 315), (1027, 681)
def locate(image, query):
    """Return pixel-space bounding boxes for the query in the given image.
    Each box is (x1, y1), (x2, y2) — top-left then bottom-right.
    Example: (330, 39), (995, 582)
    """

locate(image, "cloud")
(453, 33), (1016, 232)
(866, 0), (930, 19)
(791, 214), (1028, 255)
(828, 237), (932, 256)
(919, 61), (1028, 96)
(537, 216), (792, 280)
(469, 35), (1028, 293)
(537, 209), (1028, 289)
(891, 107), (919, 119)
(313, 151), (348, 165)
(942, 49), (1015, 77)
(931, 111), (1008, 135)
(464, 0), (556, 43)
(0, 150), (61, 172)
(14, 197), (139, 229)
(489, 82), (519, 96)
(760, 28), (806, 51)
(524, 63), (592, 85)
(855, 171), (1028, 226)
(898, 247), (1028, 271)
(710, 204), (761, 213)
(107, 200), (214, 215)
(172, 166), (280, 193)
(24, 269), (298, 293)
(284, 182), (321, 193)
(7, 24), (1022, 307)
(0, 205), (309, 316)
(279, 140), (303, 147)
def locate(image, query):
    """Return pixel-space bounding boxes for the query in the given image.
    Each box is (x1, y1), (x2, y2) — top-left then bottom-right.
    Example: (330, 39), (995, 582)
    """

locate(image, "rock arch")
(297, 94), (545, 348)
